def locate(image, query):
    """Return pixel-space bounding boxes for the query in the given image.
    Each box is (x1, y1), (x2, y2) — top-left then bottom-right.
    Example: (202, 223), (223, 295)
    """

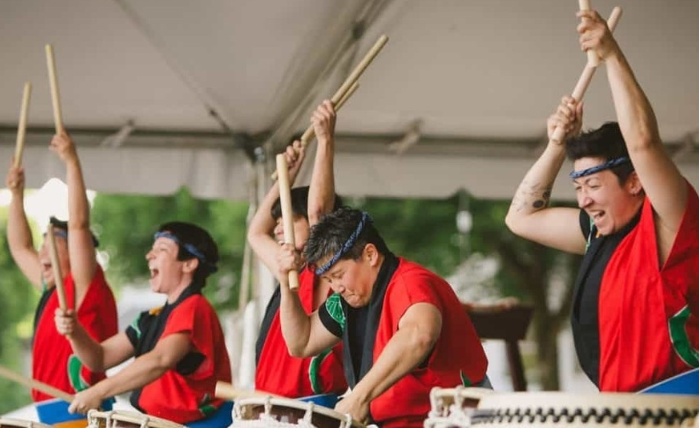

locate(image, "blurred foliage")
(0, 208), (40, 414)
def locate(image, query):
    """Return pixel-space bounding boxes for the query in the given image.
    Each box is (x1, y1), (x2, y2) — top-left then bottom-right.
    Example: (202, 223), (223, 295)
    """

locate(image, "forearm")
(247, 181), (284, 270)
(279, 283), (313, 357)
(67, 326), (108, 372)
(605, 51), (661, 151)
(506, 144), (566, 226)
(350, 326), (435, 404)
(86, 353), (170, 399)
(66, 157), (90, 230)
(8, 193), (33, 254)
(308, 137), (335, 225)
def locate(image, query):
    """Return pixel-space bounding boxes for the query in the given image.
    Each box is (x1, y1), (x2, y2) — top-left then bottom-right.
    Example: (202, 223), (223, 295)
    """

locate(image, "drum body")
(87, 410), (184, 428)
(425, 387), (494, 428)
(425, 390), (699, 428)
(232, 396), (365, 428)
(0, 418), (53, 428)
(473, 392), (699, 428)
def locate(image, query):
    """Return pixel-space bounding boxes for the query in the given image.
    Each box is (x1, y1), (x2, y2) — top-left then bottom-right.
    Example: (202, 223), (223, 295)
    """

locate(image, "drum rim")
(87, 409), (185, 428)
(234, 396), (365, 427)
(475, 392), (699, 408)
(0, 418), (54, 428)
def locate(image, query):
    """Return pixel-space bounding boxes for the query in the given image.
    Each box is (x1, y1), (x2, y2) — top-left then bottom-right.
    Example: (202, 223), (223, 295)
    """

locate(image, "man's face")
(319, 246), (376, 308)
(38, 228), (70, 287)
(274, 215), (310, 252)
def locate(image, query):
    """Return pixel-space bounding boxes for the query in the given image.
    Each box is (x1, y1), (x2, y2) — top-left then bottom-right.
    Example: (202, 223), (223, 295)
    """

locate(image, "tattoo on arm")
(511, 181), (552, 213)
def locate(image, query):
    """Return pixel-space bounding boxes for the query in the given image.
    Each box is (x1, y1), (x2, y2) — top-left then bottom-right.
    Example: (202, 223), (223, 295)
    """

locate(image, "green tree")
(0, 209), (39, 414)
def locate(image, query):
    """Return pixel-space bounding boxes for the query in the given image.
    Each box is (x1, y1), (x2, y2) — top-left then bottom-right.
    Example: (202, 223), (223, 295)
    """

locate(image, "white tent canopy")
(2, 0), (698, 201)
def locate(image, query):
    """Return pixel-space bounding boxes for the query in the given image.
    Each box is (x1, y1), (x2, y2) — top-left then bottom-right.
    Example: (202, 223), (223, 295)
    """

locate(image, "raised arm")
(6, 162), (42, 289)
(68, 332), (191, 414)
(276, 244), (339, 357)
(247, 141), (305, 273)
(49, 131), (97, 305)
(578, 10), (686, 262)
(308, 100), (337, 226)
(55, 308), (134, 372)
(505, 97), (587, 254)
(335, 302), (442, 423)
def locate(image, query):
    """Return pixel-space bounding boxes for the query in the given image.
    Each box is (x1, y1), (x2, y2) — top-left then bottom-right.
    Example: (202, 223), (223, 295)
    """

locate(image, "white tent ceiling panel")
(1, 144), (250, 200)
(1, 0), (697, 200)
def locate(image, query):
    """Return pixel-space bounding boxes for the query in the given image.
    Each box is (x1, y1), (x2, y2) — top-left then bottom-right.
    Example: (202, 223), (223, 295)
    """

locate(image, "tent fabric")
(1, 0), (697, 201)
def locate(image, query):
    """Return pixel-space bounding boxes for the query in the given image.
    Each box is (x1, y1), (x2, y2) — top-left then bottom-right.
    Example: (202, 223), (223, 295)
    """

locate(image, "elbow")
(504, 212), (521, 235)
(287, 344), (311, 359)
(68, 218), (90, 231)
(307, 206), (326, 226)
(411, 330), (438, 361)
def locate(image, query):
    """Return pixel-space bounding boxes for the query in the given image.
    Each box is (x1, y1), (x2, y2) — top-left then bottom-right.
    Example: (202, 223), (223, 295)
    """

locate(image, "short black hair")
(157, 221), (219, 288)
(566, 122), (635, 183)
(49, 216), (99, 247)
(270, 186), (343, 221)
(304, 207), (388, 268)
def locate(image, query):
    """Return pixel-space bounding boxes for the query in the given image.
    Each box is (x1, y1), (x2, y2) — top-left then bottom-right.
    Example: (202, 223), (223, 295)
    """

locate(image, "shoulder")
(387, 259), (444, 303)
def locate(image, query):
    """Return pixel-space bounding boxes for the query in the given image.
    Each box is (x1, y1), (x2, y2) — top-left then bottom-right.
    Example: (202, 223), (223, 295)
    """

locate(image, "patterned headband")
(315, 212), (372, 275)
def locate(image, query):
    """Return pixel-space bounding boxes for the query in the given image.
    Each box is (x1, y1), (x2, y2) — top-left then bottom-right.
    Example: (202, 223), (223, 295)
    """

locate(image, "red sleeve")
(161, 296), (198, 338)
(387, 266), (443, 323)
(161, 295), (214, 354)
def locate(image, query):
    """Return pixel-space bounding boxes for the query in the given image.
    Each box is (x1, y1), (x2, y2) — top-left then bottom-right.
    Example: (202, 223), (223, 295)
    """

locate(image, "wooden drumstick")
(271, 33), (388, 180)
(0, 364), (74, 403)
(14, 82), (32, 168)
(45, 44), (64, 133)
(214, 381), (280, 400)
(299, 80), (359, 147)
(578, 0), (600, 67)
(276, 154), (300, 291)
(46, 223), (69, 312)
(331, 34), (388, 107)
(269, 80), (360, 181)
(551, 6), (622, 144)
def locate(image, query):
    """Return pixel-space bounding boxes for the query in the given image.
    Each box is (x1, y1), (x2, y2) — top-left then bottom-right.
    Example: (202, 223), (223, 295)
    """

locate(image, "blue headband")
(153, 231), (218, 273)
(570, 156), (631, 179)
(315, 212), (372, 275)
(48, 229), (68, 240)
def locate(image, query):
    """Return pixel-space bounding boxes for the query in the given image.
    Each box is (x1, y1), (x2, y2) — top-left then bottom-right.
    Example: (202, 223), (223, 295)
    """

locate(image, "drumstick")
(578, 0), (600, 67)
(0, 364), (74, 403)
(14, 82), (32, 168)
(46, 223), (69, 312)
(299, 80), (359, 147)
(45, 44), (64, 133)
(551, 6), (622, 144)
(214, 381), (280, 400)
(271, 33), (388, 180)
(269, 79), (360, 181)
(276, 154), (300, 291)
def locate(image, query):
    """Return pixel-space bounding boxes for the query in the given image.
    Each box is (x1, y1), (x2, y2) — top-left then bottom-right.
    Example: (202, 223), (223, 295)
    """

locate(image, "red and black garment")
(125, 286), (232, 424)
(572, 181), (699, 392)
(32, 266), (118, 402)
(318, 253), (488, 428)
(255, 267), (347, 397)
